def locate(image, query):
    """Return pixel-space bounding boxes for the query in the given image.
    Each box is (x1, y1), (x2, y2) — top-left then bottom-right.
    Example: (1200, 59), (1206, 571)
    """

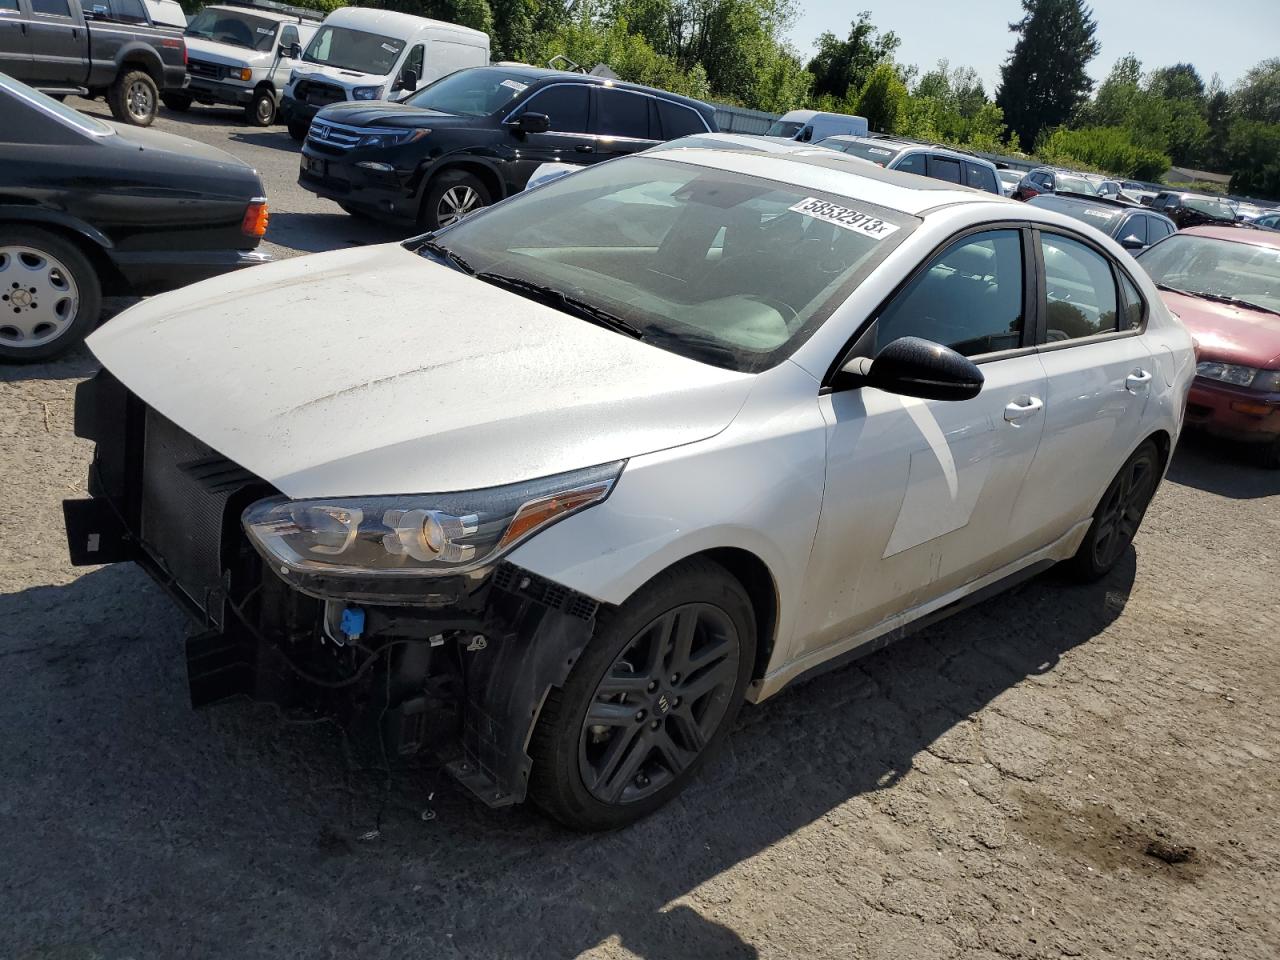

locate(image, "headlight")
(352, 85), (382, 100)
(242, 462), (622, 602)
(356, 128), (429, 149)
(1252, 369), (1280, 393)
(1197, 360), (1258, 387)
(234, 66), (252, 82)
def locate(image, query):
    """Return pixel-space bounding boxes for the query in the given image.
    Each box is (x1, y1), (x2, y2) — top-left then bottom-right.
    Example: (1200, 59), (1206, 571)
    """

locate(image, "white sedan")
(66, 143), (1196, 830)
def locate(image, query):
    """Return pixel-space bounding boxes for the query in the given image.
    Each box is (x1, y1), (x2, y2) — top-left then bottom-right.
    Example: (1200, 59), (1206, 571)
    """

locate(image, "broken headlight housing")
(242, 462), (621, 602)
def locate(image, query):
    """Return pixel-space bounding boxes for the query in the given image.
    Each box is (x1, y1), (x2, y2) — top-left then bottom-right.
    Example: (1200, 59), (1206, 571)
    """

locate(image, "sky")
(785, 0), (1280, 96)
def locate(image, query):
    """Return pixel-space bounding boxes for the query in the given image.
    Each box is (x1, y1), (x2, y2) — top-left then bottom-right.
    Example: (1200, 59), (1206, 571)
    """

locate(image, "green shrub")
(1038, 126), (1169, 180)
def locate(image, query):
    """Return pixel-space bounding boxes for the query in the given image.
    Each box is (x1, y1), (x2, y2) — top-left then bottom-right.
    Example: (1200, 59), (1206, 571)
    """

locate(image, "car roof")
(820, 135), (996, 166)
(321, 6), (489, 39)
(646, 144), (1018, 216)
(461, 65), (713, 111)
(1029, 194), (1126, 218)
(1181, 225), (1280, 248)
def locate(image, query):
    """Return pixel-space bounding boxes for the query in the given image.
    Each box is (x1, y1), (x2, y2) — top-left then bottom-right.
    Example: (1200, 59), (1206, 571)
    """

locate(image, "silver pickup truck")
(0, 0), (186, 125)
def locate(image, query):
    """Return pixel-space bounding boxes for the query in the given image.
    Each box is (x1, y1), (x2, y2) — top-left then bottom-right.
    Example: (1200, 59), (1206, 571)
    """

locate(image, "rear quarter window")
(965, 161), (999, 194)
(657, 100), (706, 139)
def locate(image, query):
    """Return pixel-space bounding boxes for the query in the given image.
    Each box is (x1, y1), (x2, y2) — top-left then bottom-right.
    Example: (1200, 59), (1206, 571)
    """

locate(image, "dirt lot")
(2, 102), (1279, 960)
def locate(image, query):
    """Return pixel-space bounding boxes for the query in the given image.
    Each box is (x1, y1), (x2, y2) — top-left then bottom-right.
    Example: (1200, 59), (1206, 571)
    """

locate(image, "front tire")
(0, 226), (102, 363)
(246, 89), (276, 126)
(108, 69), (158, 126)
(287, 119), (309, 141)
(1067, 439), (1161, 581)
(161, 93), (192, 112)
(418, 170), (490, 231)
(528, 558), (756, 831)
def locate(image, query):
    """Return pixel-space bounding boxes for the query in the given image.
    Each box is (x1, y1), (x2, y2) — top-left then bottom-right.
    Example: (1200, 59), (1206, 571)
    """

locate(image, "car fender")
(0, 206), (113, 251)
(507, 360), (829, 687)
(415, 152), (508, 202)
(112, 41), (165, 83)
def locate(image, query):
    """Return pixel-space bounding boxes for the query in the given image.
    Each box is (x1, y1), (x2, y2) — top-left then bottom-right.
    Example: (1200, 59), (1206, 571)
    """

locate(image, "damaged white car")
(65, 145), (1195, 830)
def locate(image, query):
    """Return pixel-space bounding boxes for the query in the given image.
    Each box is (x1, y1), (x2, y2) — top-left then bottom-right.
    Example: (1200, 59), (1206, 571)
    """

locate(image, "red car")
(1138, 225), (1280, 466)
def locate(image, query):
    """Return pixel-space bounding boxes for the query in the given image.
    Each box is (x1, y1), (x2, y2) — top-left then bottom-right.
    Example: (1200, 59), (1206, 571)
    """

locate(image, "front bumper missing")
(62, 370), (604, 808)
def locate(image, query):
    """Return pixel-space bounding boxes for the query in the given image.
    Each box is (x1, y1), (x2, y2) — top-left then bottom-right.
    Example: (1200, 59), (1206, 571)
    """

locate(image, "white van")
(279, 7), (489, 140)
(765, 109), (869, 142)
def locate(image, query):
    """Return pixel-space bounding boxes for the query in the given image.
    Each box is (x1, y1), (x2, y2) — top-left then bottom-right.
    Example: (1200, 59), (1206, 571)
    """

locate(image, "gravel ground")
(2, 101), (1279, 960)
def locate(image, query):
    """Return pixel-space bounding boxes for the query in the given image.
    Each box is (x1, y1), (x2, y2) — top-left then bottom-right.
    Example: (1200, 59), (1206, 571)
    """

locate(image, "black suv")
(298, 65), (717, 230)
(1149, 191), (1237, 229)
(1026, 194), (1177, 252)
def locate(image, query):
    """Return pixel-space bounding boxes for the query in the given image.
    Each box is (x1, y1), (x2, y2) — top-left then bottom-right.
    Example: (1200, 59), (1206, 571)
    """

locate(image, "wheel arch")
(116, 45), (165, 87)
(421, 158), (505, 205)
(0, 213), (126, 294)
(687, 547), (779, 684)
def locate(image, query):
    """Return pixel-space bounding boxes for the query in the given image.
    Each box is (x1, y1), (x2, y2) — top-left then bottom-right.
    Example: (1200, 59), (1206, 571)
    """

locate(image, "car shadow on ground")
(1, 553), (1136, 958)
(1166, 431), (1280, 500)
(230, 129), (306, 154)
(265, 211), (408, 254)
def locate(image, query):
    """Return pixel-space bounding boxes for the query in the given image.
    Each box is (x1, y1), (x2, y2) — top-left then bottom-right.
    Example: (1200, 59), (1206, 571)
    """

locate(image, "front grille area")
(295, 79), (346, 107)
(138, 409), (261, 626)
(306, 118), (364, 151)
(187, 57), (224, 80)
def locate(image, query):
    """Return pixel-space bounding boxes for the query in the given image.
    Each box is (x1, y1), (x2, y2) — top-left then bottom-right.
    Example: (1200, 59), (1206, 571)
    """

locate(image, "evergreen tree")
(806, 11), (900, 102)
(995, 0), (1100, 148)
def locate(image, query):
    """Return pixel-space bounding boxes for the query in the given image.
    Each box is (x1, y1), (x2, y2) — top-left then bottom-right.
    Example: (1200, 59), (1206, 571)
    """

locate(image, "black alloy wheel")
(1069, 439), (1160, 580)
(528, 558), (755, 831)
(578, 603), (740, 804)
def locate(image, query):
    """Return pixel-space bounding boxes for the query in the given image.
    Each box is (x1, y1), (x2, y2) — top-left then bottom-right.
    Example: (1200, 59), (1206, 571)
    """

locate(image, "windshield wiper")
(418, 238), (475, 275)
(475, 273), (644, 340)
(1156, 284), (1280, 317)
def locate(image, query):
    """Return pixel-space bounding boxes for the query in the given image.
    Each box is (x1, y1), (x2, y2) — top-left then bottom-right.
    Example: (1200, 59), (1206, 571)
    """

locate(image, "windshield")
(0, 72), (113, 138)
(404, 67), (534, 116)
(821, 139), (898, 165)
(1055, 175), (1098, 195)
(765, 120), (804, 138)
(185, 9), (278, 52)
(1139, 234), (1280, 314)
(426, 155), (917, 372)
(302, 25), (405, 75)
(998, 170), (1022, 184)
(1184, 196), (1235, 220)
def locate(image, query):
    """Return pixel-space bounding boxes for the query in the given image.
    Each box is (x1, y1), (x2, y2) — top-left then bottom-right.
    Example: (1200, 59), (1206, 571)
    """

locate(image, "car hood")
(292, 62), (388, 88)
(86, 244), (755, 499)
(184, 36), (269, 68)
(1159, 290), (1280, 367)
(105, 122), (253, 174)
(314, 100), (464, 128)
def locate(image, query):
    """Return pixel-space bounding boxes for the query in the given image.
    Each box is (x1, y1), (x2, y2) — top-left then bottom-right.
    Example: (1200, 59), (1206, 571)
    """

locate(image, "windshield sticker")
(257, 27), (273, 34)
(789, 198), (900, 239)
(500, 79), (528, 92)
(868, 147), (893, 156)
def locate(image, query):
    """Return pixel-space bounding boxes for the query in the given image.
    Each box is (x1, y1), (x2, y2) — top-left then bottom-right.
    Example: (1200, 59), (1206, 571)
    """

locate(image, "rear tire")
(528, 557), (756, 831)
(246, 89), (276, 126)
(161, 93), (192, 112)
(0, 226), (102, 363)
(108, 69), (158, 126)
(287, 119), (309, 141)
(1066, 439), (1161, 581)
(1254, 437), (1280, 470)
(418, 169), (490, 232)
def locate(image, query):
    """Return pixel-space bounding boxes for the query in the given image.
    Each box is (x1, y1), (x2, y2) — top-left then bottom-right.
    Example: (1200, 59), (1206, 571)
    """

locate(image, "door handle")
(574, 144), (595, 153)
(1126, 369), (1152, 393)
(1003, 396), (1044, 423)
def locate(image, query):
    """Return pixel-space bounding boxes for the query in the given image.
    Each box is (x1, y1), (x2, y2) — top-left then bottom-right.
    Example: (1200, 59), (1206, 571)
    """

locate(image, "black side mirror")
(509, 112), (551, 135)
(280, 42), (301, 59)
(1119, 235), (1145, 250)
(397, 68), (419, 93)
(839, 336), (984, 401)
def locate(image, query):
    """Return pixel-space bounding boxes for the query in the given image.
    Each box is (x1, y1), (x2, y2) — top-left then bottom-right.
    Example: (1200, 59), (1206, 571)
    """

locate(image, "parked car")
(165, 0), (322, 126)
(1252, 210), (1280, 230)
(0, 75), (270, 360)
(1149, 191), (1237, 229)
(764, 109), (868, 142)
(814, 136), (1003, 194)
(66, 144), (1193, 829)
(1027, 194), (1176, 252)
(997, 168), (1023, 197)
(0, 0), (186, 125)
(278, 6), (489, 141)
(298, 65), (716, 230)
(1137, 225), (1280, 466)
(1011, 167), (1099, 201)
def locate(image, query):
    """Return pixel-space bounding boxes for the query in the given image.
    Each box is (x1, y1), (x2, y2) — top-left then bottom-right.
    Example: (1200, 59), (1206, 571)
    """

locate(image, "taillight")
(241, 199), (269, 238)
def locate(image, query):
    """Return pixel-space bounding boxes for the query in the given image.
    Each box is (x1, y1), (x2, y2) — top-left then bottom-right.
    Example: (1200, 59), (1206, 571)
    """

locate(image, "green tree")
(805, 10), (899, 102)
(1204, 77), (1232, 170)
(1226, 120), (1280, 199)
(1148, 63), (1205, 103)
(1232, 58), (1280, 124)
(996, 0), (1100, 148)
(855, 62), (907, 133)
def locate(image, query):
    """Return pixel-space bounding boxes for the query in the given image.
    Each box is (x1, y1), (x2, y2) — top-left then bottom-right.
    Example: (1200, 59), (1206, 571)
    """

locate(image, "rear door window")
(32, 0), (72, 14)
(657, 100), (706, 138)
(1148, 217), (1174, 241)
(521, 83), (590, 133)
(1119, 271), (1146, 329)
(1041, 233), (1121, 341)
(595, 88), (652, 139)
(927, 155), (964, 184)
(1121, 215), (1148, 245)
(965, 161), (999, 194)
(109, 0), (148, 23)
